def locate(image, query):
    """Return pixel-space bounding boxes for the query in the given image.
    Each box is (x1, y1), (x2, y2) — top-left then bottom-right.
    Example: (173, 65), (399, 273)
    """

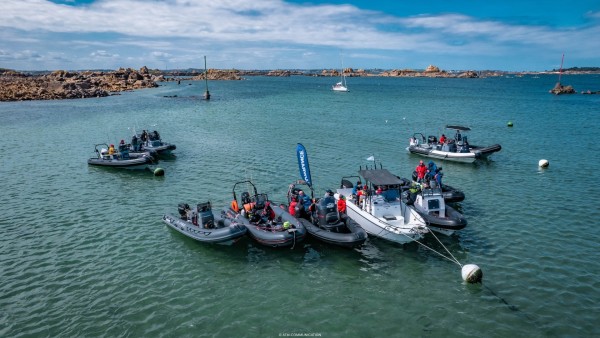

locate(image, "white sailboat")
(332, 55), (349, 92)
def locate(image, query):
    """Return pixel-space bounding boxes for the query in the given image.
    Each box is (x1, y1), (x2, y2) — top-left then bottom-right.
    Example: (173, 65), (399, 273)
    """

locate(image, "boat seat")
(383, 215), (397, 221)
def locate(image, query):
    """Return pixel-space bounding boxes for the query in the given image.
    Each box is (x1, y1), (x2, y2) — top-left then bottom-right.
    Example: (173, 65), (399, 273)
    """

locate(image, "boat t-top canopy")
(358, 169), (405, 187)
(446, 125), (471, 131)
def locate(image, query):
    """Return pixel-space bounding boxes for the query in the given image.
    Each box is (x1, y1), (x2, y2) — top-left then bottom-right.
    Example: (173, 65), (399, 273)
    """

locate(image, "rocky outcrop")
(320, 68), (367, 77)
(0, 67), (159, 101)
(457, 71), (479, 78)
(191, 69), (242, 81)
(424, 65), (440, 72)
(266, 70), (291, 77)
(549, 82), (576, 95)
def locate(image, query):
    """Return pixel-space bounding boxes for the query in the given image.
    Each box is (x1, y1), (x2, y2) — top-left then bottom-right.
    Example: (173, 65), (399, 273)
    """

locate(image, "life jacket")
(231, 200), (239, 213)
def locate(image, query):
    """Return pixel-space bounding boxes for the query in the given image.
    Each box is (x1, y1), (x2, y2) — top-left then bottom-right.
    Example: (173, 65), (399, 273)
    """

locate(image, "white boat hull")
(336, 188), (427, 245)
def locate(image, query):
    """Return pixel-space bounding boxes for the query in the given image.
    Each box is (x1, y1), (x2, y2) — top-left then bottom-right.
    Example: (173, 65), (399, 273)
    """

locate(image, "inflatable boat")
(130, 129), (176, 158)
(87, 143), (154, 169)
(407, 125), (501, 163)
(163, 201), (247, 245)
(287, 180), (367, 248)
(403, 185), (467, 236)
(224, 180), (306, 248)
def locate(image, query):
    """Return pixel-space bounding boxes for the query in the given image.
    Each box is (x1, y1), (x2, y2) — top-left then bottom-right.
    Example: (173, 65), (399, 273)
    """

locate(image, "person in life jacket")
(288, 197), (297, 217)
(415, 160), (427, 183)
(406, 183), (420, 205)
(261, 202), (276, 223)
(108, 144), (115, 155)
(337, 195), (347, 213)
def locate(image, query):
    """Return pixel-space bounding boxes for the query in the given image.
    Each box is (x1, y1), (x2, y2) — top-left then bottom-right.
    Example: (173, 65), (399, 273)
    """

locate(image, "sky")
(0, 0), (599, 71)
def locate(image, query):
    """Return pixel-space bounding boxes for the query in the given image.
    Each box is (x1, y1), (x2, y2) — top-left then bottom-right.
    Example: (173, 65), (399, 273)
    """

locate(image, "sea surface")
(1, 74), (599, 337)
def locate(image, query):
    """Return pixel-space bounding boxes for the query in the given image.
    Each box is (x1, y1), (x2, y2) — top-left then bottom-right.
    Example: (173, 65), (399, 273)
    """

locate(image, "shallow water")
(1, 74), (600, 337)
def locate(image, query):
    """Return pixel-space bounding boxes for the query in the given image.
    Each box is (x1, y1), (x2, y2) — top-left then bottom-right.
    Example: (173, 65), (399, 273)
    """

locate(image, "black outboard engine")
(316, 196), (339, 227)
(254, 194), (267, 210)
(197, 202), (214, 228)
(178, 203), (190, 219)
(241, 192), (251, 205)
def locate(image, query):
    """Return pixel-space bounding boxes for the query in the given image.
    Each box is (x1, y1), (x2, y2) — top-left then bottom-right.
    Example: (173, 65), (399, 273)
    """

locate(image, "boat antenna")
(203, 55), (210, 100)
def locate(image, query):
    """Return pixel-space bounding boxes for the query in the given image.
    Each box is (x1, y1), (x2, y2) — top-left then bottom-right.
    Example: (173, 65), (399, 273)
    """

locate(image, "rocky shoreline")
(1, 64), (597, 101)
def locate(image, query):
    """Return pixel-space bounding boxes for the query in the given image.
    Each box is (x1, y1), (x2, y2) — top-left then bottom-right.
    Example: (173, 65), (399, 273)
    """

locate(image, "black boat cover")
(358, 169), (404, 186)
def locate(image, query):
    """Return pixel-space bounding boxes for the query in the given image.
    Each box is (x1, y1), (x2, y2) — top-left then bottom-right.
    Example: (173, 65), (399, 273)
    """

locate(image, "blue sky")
(1, 0), (598, 71)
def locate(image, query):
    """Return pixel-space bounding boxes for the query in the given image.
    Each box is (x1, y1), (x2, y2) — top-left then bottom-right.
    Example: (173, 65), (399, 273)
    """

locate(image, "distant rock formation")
(191, 69), (242, 81)
(457, 71), (479, 78)
(0, 67), (159, 101)
(266, 70), (291, 77)
(549, 82), (576, 95)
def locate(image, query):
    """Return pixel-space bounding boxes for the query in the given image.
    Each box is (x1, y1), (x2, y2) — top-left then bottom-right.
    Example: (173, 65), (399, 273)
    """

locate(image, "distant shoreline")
(2, 66), (598, 102)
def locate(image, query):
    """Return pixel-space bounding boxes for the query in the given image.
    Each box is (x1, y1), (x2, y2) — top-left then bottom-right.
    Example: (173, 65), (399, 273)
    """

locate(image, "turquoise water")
(1, 74), (600, 337)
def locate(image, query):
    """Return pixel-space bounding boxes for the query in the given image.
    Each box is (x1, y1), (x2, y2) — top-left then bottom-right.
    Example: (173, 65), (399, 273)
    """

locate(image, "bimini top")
(358, 169), (404, 187)
(446, 125), (471, 131)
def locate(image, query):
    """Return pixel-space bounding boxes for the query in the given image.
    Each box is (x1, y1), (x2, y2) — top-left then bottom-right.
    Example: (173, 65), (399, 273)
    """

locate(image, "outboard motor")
(197, 202), (214, 228)
(316, 196), (339, 226)
(178, 203), (190, 219)
(241, 192), (251, 205)
(254, 194), (267, 210)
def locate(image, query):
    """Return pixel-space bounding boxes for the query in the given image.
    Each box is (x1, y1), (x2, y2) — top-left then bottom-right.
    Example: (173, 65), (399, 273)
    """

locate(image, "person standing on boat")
(415, 160), (427, 183)
(141, 130), (148, 145)
(298, 190), (311, 215)
(434, 167), (444, 187)
(352, 181), (362, 197)
(439, 134), (447, 144)
(426, 161), (438, 182)
(337, 195), (347, 213)
(289, 197), (298, 217)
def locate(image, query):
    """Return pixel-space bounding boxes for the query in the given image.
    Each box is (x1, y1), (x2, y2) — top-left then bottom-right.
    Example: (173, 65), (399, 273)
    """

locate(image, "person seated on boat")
(415, 160), (427, 183)
(406, 183), (420, 205)
(409, 137), (419, 146)
(375, 186), (383, 195)
(260, 201), (276, 224)
(108, 144), (116, 155)
(439, 134), (447, 144)
(324, 189), (334, 198)
(151, 130), (160, 141)
(141, 130), (148, 144)
(288, 197), (298, 217)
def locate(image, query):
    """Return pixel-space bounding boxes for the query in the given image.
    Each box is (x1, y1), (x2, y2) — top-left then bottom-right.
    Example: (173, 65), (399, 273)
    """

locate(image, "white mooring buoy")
(538, 159), (549, 168)
(461, 264), (483, 283)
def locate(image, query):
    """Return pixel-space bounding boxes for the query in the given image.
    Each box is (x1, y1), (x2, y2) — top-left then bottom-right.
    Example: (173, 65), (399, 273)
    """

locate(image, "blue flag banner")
(296, 143), (312, 187)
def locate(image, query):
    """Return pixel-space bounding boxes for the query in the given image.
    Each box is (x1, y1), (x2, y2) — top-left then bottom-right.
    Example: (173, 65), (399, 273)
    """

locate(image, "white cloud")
(90, 50), (119, 58)
(0, 0), (598, 70)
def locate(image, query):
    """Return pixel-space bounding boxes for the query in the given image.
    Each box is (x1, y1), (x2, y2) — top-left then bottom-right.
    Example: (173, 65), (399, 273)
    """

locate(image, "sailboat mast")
(558, 53), (564, 83)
